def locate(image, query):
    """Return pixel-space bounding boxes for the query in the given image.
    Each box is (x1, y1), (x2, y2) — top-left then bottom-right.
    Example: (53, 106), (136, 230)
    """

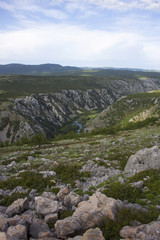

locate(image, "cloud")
(0, 22), (160, 69)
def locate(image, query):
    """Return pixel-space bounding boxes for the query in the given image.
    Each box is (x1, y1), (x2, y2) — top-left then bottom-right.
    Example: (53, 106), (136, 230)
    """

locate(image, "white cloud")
(0, 22), (160, 69)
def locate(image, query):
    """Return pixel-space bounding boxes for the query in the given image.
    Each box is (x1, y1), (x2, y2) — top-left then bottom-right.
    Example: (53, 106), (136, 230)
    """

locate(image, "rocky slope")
(0, 77), (160, 143)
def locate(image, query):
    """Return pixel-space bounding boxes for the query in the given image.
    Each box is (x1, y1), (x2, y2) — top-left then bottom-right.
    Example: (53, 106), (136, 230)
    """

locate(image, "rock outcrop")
(124, 146), (160, 176)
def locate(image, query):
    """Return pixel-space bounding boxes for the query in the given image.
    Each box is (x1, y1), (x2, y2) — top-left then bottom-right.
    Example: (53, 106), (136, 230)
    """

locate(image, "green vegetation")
(0, 171), (56, 195)
(86, 91), (160, 135)
(103, 181), (144, 203)
(100, 207), (160, 240)
(54, 162), (90, 187)
(0, 192), (29, 207)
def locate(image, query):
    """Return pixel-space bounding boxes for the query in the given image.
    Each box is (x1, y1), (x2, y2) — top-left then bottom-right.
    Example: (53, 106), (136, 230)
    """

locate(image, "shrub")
(54, 162), (86, 187)
(100, 207), (160, 240)
(102, 181), (144, 203)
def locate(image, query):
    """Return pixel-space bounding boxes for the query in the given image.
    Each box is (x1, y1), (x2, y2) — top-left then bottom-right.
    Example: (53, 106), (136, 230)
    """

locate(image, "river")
(73, 120), (83, 134)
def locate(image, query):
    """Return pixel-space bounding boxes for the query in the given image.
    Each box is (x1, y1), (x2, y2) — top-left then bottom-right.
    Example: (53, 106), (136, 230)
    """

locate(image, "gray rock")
(7, 224), (27, 240)
(0, 206), (7, 214)
(0, 232), (7, 240)
(39, 171), (56, 178)
(124, 146), (160, 176)
(41, 191), (57, 200)
(68, 236), (82, 240)
(64, 192), (82, 209)
(35, 197), (62, 217)
(132, 180), (144, 188)
(0, 214), (8, 231)
(120, 221), (160, 240)
(57, 187), (70, 201)
(5, 197), (29, 217)
(7, 215), (27, 227)
(44, 213), (58, 224)
(82, 228), (105, 240)
(29, 218), (53, 239)
(55, 192), (121, 238)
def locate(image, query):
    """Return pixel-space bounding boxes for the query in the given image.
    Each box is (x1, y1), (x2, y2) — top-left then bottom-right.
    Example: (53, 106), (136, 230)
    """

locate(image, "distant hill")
(0, 63), (81, 75)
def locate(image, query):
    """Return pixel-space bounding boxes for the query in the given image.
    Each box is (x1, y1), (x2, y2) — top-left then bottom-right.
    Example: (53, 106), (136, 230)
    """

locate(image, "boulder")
(68, 236), (82, 240)
(5, 197), (29, 217)
(7, 224), (27, 240)
(55, 192), (121, 238)
(0, 232), (7, 240)
(44, 213), (58, 224)
(0, 214), (8, 231)
(120, 220), (160, 240)
(29, 218), (53, 239)
(64, 191), (82, 209)
(124, 146), (160, 176)
(35, 197), (62, 217)
(57, 187), (70, 201)
(82, 228), (105, 240)
(7, 215), (27, 227)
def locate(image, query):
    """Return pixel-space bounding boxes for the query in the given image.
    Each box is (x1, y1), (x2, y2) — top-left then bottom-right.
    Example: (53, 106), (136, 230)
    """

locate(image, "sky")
(0, 0), (160, 69)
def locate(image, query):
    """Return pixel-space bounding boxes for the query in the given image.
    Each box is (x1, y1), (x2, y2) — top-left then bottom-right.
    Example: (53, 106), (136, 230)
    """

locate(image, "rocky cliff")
(0, 77), (160, 142)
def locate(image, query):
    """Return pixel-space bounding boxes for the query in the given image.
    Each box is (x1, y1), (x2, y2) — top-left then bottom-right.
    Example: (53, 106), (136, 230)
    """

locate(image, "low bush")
(100, 207), (160, 240)
(102, 181), (144, 203)
(54, 162), (89, 187)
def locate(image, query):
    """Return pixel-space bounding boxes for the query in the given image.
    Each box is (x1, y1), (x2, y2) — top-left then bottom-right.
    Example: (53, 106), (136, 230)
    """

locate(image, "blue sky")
(0, 0), (160, 69)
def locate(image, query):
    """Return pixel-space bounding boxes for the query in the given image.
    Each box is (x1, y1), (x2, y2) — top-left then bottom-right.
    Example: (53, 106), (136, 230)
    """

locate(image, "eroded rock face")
(5, 198), (29, 217)
(120, 221), (160, 240)
(55, 192), (121, 238)
(124, 146), (160, 176)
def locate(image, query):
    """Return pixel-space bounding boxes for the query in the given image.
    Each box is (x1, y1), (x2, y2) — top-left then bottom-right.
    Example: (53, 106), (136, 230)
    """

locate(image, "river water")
(73, 120), (82, 134)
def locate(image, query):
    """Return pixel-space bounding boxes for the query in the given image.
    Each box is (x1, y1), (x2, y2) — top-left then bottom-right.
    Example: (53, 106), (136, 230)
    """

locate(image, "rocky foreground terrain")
(0, 124), (160, 239)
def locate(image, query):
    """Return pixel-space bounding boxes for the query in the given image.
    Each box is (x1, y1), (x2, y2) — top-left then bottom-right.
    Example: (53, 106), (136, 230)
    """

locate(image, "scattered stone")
(7, 214), (27, 227)
(7, 224), (27, 240)
(39, 171), (56, 178)
(120, 221), (160, 240)
(35, 197), (62, 217)
(44, 213), (58, 224)
(82, 228), (105, 240)
(0, 232), (7, 240)
(0, 206), (7, 214)
(64, 191), (82, 209)
(5, 197), (29, 217)
(57, 187), (70, 201)
(29, 218), (53, 239)
(68, 236), (82, 240)
(0, 214), (8, 231)
(41, 191), (57, 200)
(55, 192), (121, 238)
(132, 180), (144, 188)
(124, 146), (160, 176)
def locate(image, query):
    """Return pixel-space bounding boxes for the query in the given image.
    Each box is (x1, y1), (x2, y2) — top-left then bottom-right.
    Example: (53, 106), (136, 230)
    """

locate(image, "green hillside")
(85, 91), (160, 133)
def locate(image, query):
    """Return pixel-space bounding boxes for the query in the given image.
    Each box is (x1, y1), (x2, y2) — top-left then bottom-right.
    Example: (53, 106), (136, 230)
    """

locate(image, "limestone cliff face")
(0, 77), (159, 142)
